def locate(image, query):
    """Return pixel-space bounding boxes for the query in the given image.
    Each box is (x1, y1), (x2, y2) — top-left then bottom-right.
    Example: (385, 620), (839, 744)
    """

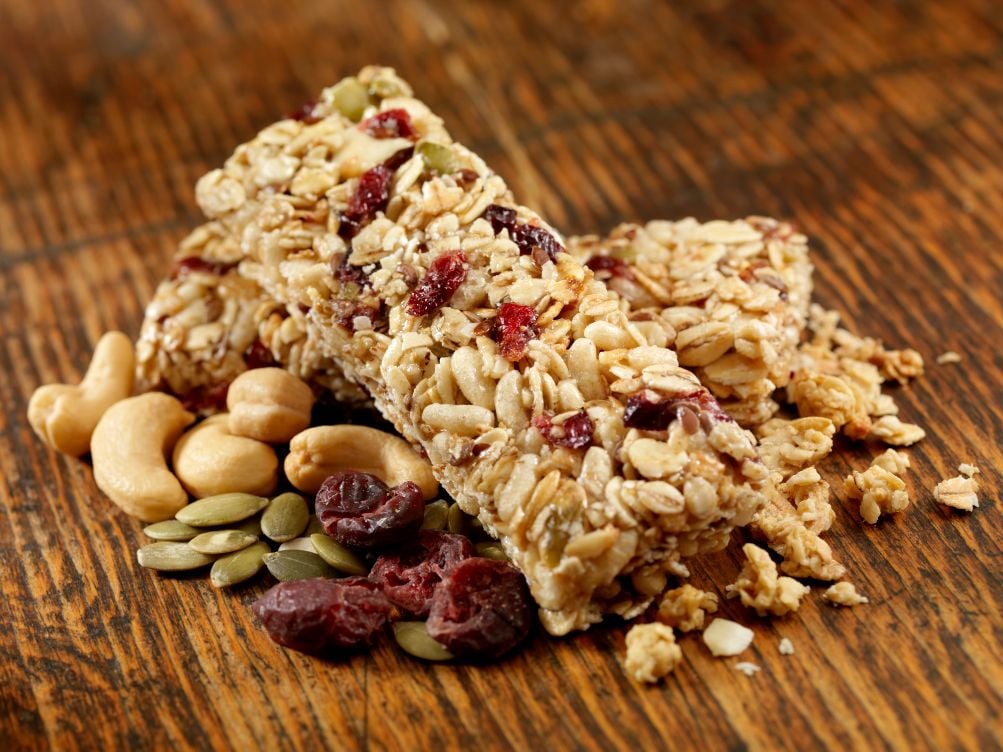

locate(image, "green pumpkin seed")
(235, 515), (263, 537)
(261, 492), (309, 543)
(369, 77), (405, 100)
(175, 493), (269, 528)
(417, 141), (458, 175)
(278, 537), (316, 553)
(263, 550), (336, 582)
(392, 622), (454, 661)
(475, 542), (509, 562)
(331, 78), (369, 121)
(189, 529), (258, 555)
(310, 534), (368, 576)
(305, 515), (325, 536)
(447, 503), (471, 535)
(420, 500), (449, 531)
(137, 542), (215, 572)
(210, 542), (270, 588)
(142, 520), (200, 541)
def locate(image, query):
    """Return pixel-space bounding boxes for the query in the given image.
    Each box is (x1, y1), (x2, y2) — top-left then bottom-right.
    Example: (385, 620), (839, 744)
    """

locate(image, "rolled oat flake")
(137, 542), (215, 572)
(175, 493), (269, 527)
(210, 542), (270, 588)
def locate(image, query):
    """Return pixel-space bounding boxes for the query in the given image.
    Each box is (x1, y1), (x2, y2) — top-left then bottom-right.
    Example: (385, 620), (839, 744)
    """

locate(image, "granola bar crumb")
(958, 463), (979, 478)
(735, 661), (761, 677)
(823, 581), (869, 607)
(655, 584), (719, 632)
(936, 351), (962, 365)
(781, 466), (834, 534)
(868, 415), (926, 446)
(754, 494), (847, 581)
(726, 543), (810, 617)
(778, 637), (795, 655)
(624, 623), (683, 683)
(843, 455), (911, 525)
(934, 473), (980, 512)
(703, 618), (754, 657)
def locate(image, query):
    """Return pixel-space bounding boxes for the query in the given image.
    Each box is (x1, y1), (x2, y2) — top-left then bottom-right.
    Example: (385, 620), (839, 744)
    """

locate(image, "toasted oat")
(958, 463), (979, 478)
(823, 581), (868, 606)
(655, 584), (719, 632)
(868, 416), (926, 446)
(778, 637), (795, 655)
(755, 417), (835, 483)
(936, 351), (962, 365)
(844, 455), (911, 525)
(872, 448), (910, 476)
(933, 473), (980, 512)
(702, 618), (754, 657)
(624, 623), (683, 683)
(780, 467), (834, 534)
(734, 661), (761, 677)
(726, 543), (810, 617)
(753, 491), (846, 581)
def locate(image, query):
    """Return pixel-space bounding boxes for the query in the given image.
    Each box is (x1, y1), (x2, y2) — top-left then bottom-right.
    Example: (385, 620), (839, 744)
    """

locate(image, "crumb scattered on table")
(735, 661), (761, 677)
(778, 637), (795, 655)
(936, 351), (962, 365)
(655, 584), (718, 632)
(624, 623), (682, 684)
(823, 581), (869, 607)
(726, 543), (809, 616)
(934, 470), (980, 512)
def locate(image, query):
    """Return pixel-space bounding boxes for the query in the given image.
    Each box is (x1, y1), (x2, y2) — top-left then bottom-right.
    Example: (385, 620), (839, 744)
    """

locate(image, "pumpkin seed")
(305, 515), (325, 536)
(235, 515), (263, 537)
(210, 542), (270, 588)
(310, 534), (368, 576)
(142, 520), (200, 541)
(278, 537), (316, 553)
(175, 493), (269, 528)
(417, 141), (458, 175)
(392, 621), (454, 661)
(475, 542), (509, 562)
(261, 492), (309, 543)
(263, 550), (336, 581)
(331, 78), (369, 121)
(189, 529), (258, 555)
(447, 502), (471, 535)
(137, 542), (215, 572)
(420, 500), (449, 531)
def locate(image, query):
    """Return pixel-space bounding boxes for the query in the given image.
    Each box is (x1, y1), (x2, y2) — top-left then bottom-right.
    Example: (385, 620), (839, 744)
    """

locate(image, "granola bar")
(187, 66), (768, 633)
(569, 218), (812, 426)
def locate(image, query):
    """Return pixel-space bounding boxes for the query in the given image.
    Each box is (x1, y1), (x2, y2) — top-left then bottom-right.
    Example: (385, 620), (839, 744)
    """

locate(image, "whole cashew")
(28, 331), (135, 457)
(285, 425), (438, 499)
(173, 414), (278, 498)
(90, 393), (194, 522)
(226, 367), (314, 443)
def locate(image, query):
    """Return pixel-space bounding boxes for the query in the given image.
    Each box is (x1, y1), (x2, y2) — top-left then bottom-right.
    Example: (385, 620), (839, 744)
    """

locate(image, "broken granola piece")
(844, 455), (911, 524)
(702, 618), (754, 657)
(755, 417), (835, 483)
(780, 467), (834, 534)
(726, 543), (809, 617)
(624, 623), (683, 683)
(823, 581), (869, 606)
(655, 584), (719, 632)
(868, 415), (926, 446)
(752, 486), (846, 581)
(933, 471), (980, 512)
(788, 370), (871, 439)
(872, 448), (910, 476)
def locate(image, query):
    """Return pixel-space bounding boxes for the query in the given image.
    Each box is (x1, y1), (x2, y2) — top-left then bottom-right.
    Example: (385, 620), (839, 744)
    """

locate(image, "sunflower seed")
(420, 500), (449, 530)
(137, 542), (215, 572)
(475, 542), (510, 562)
(278, 537), (316, 553)
(189, 529), (259, 555)
(392, 621), (454, 661)
(263, 550), (336, 581)
(261, 492), (309, 543)
(175, 493), (269, 527)
(142, 520), (200, 541)
(210, 542), (270, 588)
(310, 534), (368, 576)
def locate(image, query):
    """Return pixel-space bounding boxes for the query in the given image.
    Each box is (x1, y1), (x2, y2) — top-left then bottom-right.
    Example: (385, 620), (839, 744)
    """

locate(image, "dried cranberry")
(360, 109), (416, 139)
(426, 558), (533, 660)
(331, 252), (371, 288)
(316, 471), (425, 548)
(170, 257), (233, 279)
(180, 381), (229, 413)
(494, 303), (539, 361)
(532, 409), (594, 449)
(585, 255), (634, 280)
(405, 250), (468, 316)
(338, 165), (392, 240)
(483, 204), (563, 263)
(253, 577), (392, 655)
(370, 531), (475, 617)
(243, 339), (277, 369)
(382, 146), (415, 173)
(622, 389), (730, 431)
(288, 99), (321, 124)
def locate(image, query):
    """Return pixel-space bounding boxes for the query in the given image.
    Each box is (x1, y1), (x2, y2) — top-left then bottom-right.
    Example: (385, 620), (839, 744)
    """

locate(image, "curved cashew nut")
(284, 425), (438, 499)
(173, 414), (278, 498)
(28, 331), (135, 457)
(226, 367), (314, 443)
(91, 393), (194, 522)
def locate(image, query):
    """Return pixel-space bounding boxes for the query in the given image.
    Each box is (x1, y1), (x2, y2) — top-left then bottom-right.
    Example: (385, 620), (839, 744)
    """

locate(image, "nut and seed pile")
(26, 66), (986, 683)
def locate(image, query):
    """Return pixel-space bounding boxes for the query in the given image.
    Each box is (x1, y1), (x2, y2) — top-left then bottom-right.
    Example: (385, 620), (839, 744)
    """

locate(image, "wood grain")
(2, 0), (1001, 749)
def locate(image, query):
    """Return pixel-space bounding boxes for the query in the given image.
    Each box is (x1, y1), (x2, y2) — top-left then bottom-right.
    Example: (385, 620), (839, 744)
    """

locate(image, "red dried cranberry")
(585, 255), (634, 280)
(622, 389), (730, 431)
(331, 253), (371, 288)
(316, 471), (425, 548)
(360, 108), (416, 139)
(180, 382), (229, 413)
(382, 146), (415, 173)
(288, 99), (321, 124)
(170, 257), (233, 280)
(338, 165), (392, 240)
(426, 558), (533, 660)
(495, 303), (539, 361)
(532, 409), (594, 449)
(370, 531), (475, 617)
(483, 204), (563, 263)
(253, 577), (392, 655)
(405, 250), (468, 316)
(243, 339), (278, 369)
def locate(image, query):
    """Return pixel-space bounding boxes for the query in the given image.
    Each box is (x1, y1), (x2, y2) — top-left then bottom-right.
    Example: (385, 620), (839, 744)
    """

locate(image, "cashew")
(284, 425), (438, 499)
(226, 367), (315, 443)
(28, 331), (135, 457)
(173, 414), (278, 498)
(90, 393), (194, 522)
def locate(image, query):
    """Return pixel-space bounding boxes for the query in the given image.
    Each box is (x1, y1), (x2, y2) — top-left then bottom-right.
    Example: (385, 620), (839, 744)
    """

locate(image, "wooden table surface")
(2, 1), (1001, 749)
